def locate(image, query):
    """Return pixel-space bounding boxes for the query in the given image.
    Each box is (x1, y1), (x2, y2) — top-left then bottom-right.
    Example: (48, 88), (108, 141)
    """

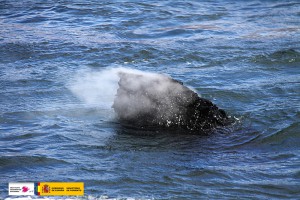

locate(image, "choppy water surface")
(1, 0), (300, 199)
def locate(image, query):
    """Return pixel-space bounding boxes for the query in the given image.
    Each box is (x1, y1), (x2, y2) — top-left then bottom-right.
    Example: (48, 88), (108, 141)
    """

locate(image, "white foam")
(68, 67), (170, 109)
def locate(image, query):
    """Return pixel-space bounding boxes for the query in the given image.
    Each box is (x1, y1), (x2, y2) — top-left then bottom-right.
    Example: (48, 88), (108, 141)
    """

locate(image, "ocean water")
(1, 0), (300, 199)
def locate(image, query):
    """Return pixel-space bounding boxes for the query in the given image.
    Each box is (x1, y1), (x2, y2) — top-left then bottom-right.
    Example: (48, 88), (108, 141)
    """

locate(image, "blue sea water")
(0, 0), (300, 199)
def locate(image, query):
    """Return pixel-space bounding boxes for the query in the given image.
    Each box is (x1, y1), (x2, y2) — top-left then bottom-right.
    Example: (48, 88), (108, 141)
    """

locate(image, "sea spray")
(69, 67), (229, 132)
(68, 68), (120, 108)
(68, 67), (166, 108)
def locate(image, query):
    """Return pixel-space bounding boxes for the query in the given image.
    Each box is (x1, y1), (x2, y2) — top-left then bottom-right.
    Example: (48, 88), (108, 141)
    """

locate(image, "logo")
(42, 184), (50, 193)
(22, 186), (29, 193)
(9, 182), (84, 196)
(38, 182), (84, 196)
(9, 183), (35, 196)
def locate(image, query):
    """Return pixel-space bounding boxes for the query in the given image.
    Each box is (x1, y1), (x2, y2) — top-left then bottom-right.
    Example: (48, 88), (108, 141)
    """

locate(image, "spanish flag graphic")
(36, 182), (84, 196)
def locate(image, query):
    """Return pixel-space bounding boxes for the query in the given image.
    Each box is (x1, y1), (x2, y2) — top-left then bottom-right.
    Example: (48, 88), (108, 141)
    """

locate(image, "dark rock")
(112, 71), (229, 133)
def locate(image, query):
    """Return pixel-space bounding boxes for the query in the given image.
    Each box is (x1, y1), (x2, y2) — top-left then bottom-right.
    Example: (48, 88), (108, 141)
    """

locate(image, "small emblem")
(22, 186), (29, 193)
(42, 184), (50, 193)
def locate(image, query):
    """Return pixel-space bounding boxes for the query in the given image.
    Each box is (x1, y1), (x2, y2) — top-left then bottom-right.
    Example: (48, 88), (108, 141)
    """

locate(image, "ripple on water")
(252, 49), (300, 66)
(0, 156), (69, 169)
(258, 121), (300, 148)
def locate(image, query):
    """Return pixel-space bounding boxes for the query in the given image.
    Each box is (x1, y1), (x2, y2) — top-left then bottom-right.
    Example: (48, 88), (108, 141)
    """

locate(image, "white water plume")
(68, 67), (181, 109)
(68, 68), (118, 108)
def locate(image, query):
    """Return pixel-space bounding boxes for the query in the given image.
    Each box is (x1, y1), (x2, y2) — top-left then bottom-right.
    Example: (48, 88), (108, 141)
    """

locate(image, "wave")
(0, 156), (68, 169)
(258, 121), (300, 147)
(252, 49), (300, 65)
